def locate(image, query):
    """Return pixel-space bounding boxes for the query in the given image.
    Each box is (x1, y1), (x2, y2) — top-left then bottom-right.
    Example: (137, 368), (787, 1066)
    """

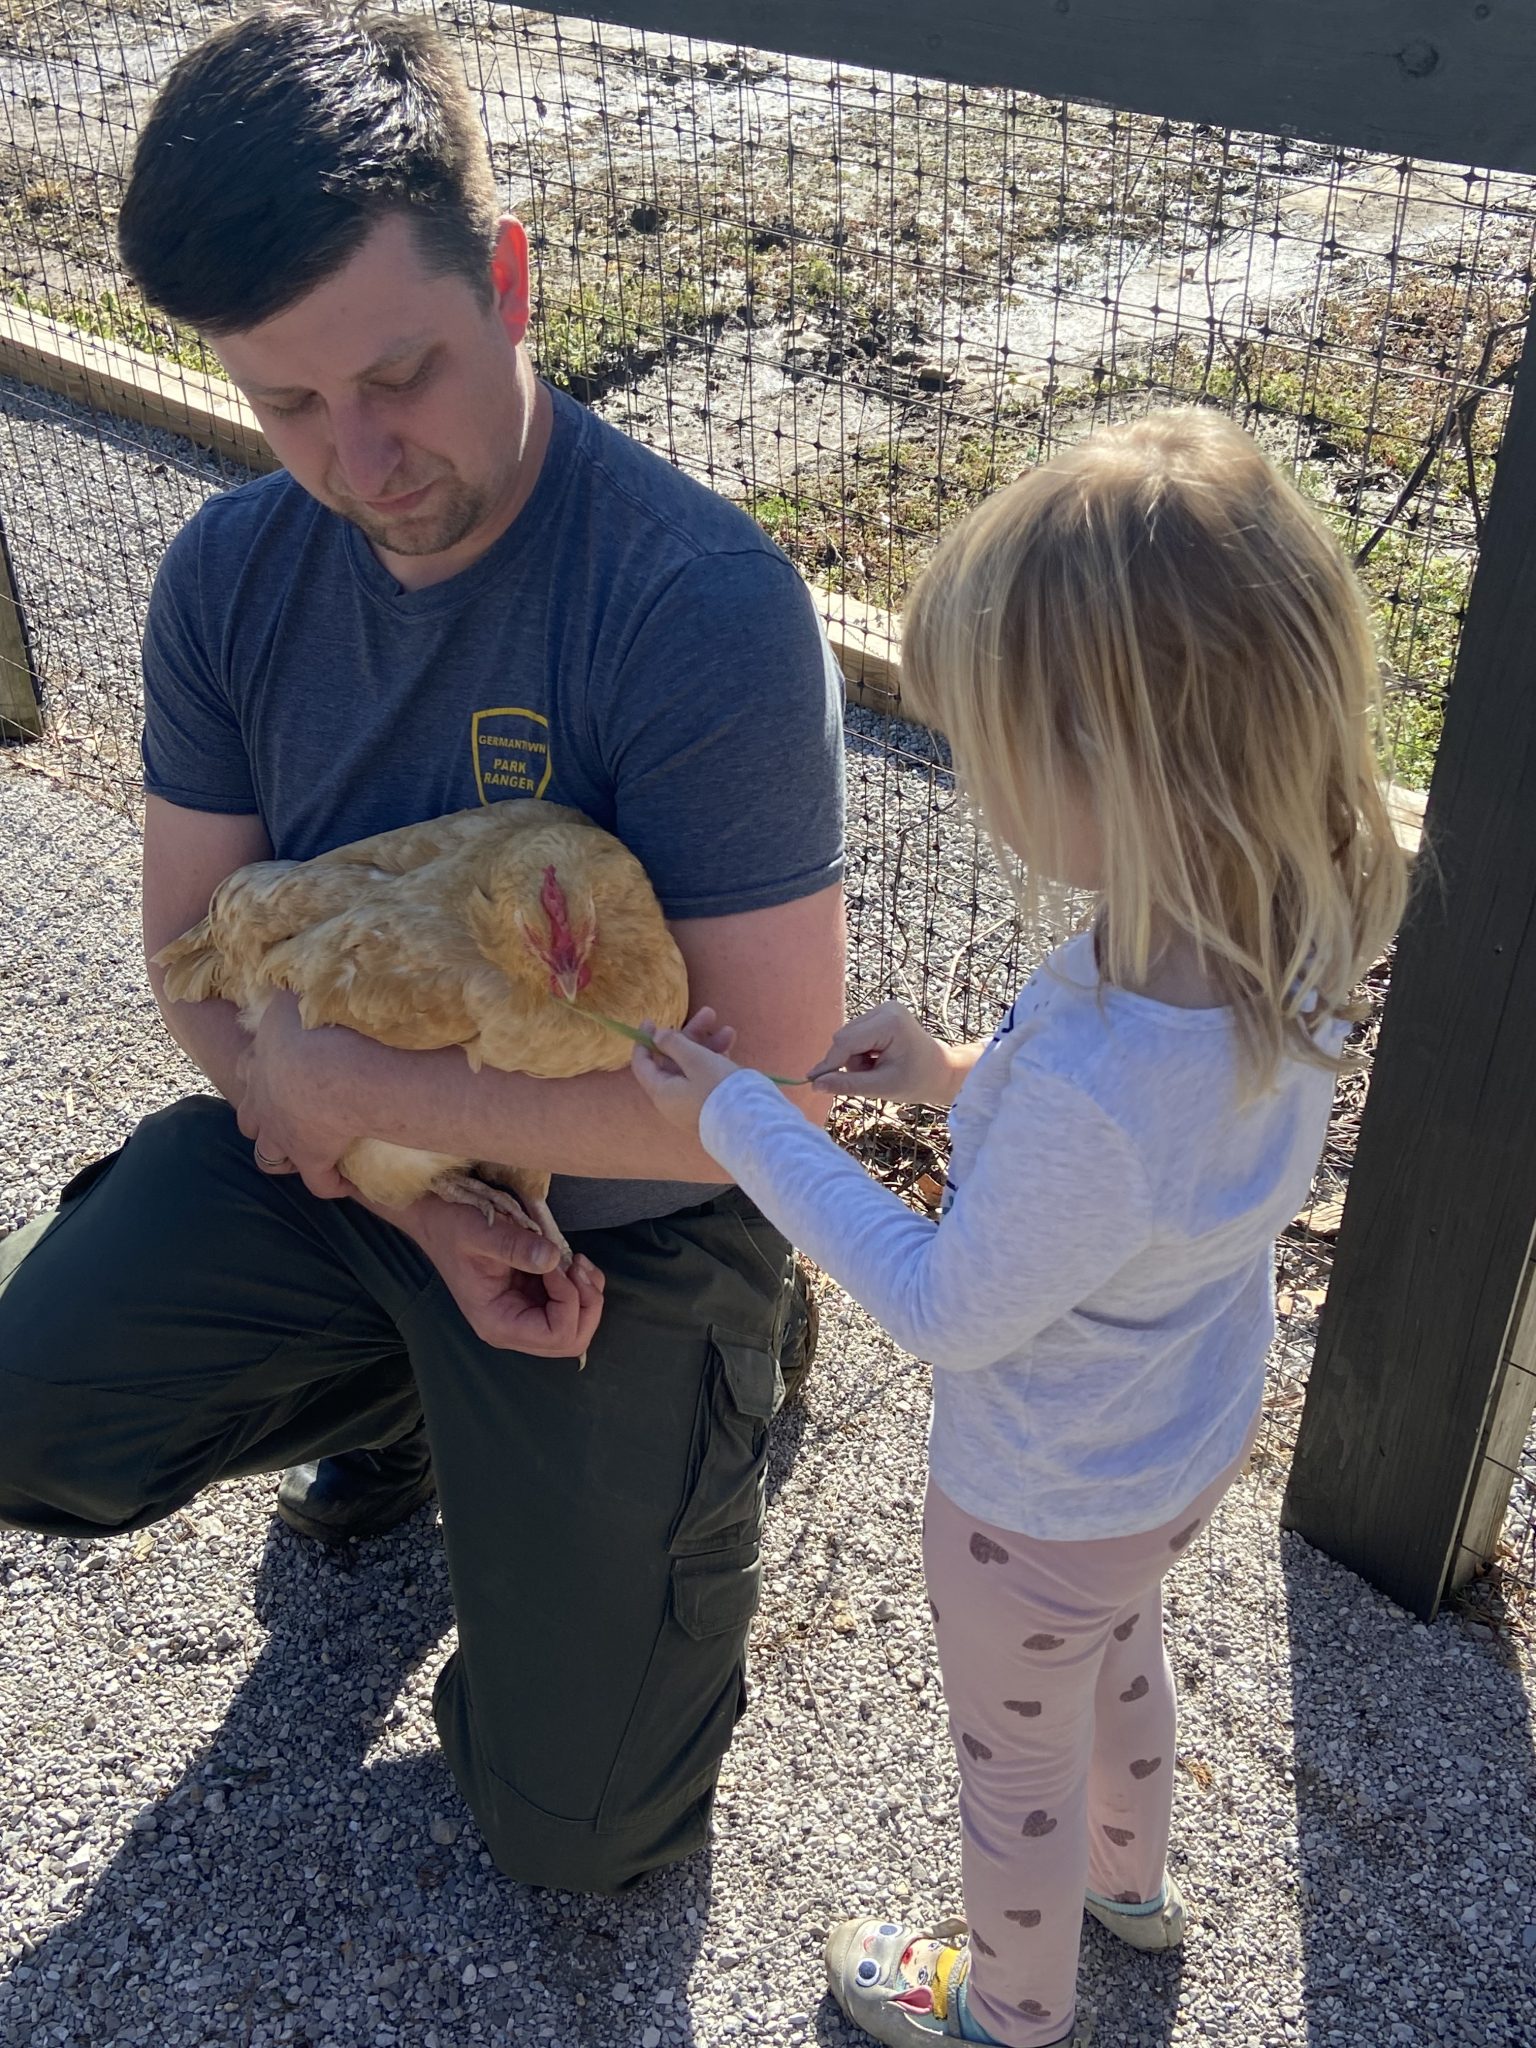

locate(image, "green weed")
(6, 282), (226, 380)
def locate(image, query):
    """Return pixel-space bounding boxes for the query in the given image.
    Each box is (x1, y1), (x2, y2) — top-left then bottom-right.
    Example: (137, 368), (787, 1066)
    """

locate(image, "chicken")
(155, 801), (690, 1261)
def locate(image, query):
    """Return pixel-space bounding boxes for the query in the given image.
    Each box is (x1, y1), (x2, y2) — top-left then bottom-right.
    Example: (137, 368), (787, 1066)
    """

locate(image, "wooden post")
(1282, 337), (1536, 1622)
(0, 514), (42, 741)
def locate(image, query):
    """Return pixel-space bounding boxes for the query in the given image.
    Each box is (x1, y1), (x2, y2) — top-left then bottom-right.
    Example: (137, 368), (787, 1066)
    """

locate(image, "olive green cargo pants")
(0, 1096), (792, 1893)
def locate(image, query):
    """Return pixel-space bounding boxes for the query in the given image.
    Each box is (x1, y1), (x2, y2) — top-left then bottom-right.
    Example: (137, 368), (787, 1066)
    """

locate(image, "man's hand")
(379, 1192), (606, 1357)
(236, 997), (604, 1356)
(236, 991), (365, 1199)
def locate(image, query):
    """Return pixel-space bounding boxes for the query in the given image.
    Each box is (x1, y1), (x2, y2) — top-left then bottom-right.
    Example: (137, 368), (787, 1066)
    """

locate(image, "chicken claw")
(430, 1172), (575, 1269)
(430, 1173), (588, 1370)
(430, 1171), (541, 1236)
(517, 1194), (575, 1269)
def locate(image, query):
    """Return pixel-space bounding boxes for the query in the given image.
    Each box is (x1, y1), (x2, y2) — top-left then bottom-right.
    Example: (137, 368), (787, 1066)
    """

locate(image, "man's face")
(214, 211), (532, 575)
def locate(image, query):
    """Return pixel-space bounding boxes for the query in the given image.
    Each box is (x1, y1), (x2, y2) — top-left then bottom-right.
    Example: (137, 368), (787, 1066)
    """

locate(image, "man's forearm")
(152, 981), (249, 1104)
(162, 981), (729, 1181)
(345, 1034), (737, 1181)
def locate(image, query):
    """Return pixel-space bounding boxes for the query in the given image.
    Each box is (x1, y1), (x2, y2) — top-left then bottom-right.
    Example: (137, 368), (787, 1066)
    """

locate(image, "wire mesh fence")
(1, 2), (1533, 1613)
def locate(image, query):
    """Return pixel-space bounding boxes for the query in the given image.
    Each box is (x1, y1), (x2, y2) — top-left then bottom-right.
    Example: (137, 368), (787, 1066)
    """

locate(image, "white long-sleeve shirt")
(699, 930), (1340, 1539)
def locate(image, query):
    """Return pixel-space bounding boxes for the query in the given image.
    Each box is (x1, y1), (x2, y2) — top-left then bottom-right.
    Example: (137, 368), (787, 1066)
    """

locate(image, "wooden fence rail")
(0, 303), (1434, 858)
(585, 2), (1536, 179)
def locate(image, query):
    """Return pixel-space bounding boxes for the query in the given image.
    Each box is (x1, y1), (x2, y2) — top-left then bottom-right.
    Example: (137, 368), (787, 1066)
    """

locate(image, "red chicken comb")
(540, 865), (573, 948)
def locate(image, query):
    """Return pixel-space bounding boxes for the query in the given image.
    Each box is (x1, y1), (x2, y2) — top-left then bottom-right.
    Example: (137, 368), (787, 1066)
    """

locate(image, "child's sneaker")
(1083, 1871), (1187, 1950)
(824, 1914), (1080, 2045)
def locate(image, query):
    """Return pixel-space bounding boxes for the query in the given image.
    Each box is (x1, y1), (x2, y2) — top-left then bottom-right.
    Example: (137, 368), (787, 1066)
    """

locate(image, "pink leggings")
(923, 1437), (1253, 2047)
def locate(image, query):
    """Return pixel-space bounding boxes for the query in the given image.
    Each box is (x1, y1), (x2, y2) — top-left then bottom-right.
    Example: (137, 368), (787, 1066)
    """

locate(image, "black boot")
(275, 1416), (436, 1544)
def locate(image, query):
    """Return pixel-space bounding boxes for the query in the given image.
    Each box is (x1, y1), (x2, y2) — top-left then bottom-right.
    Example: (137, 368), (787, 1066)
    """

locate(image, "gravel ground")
(3, 765), (1535, 2048)
(0, 377), (241, 808)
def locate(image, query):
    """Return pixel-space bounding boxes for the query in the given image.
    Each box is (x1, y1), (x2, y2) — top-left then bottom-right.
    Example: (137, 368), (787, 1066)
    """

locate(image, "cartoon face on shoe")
(832, 1918), (982, 2034)
(856, 1923), (923, 1997)
(887, 1934), (952, 2013)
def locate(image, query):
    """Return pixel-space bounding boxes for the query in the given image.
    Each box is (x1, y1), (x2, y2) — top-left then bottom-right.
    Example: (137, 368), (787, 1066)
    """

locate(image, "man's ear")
(491, 216), (531, 345)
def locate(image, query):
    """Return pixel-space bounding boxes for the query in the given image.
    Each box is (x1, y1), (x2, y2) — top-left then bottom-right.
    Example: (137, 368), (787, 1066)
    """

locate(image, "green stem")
(568, 1000), (809, 1089)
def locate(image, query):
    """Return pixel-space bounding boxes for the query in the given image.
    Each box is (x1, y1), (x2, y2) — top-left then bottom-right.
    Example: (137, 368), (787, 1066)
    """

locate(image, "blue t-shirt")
(142, 383), (846, 1229)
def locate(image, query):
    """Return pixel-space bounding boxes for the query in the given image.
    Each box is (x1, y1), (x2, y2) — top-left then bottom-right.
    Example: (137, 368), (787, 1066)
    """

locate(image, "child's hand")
(808, 1001), (959, 1106)
(630, 1006), (740, 1134)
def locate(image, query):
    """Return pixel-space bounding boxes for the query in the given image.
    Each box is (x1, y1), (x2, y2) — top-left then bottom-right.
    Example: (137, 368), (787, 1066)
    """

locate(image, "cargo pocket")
(595, 1545), (763, 1832)
(667, 1328), (780, 1556)
(595, 1329), (777, 1835)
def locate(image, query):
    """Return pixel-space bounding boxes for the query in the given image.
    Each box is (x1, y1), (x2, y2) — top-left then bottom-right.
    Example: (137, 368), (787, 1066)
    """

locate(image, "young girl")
(631, 409), (1409, 2048)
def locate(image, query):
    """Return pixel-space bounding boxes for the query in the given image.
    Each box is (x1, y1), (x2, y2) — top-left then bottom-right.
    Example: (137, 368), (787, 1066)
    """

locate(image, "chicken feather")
(156, 801), (690, 1261)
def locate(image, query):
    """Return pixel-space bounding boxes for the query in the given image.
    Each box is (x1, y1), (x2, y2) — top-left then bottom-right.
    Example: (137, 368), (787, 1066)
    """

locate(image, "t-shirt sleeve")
(700, 1060), (1156, 1374)
(597, 550), (845, 919)
(140, 516), (259, 814)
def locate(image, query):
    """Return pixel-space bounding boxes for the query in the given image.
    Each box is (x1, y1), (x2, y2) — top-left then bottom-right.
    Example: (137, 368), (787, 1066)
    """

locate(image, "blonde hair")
(901, 407), (1410, 1089)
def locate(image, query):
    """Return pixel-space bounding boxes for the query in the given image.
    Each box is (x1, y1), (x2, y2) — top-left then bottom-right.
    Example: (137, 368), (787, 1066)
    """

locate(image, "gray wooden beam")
(583, 3), (1536, 175)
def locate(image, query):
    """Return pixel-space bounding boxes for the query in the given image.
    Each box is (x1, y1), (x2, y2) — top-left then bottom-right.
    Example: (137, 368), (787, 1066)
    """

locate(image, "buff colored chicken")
(155, 801), (689, 1261)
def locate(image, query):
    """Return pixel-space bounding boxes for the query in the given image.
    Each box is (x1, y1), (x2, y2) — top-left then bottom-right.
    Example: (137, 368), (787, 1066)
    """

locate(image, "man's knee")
(432, 1645), (736, 1894)
(481, 1776), (715, 1897)
(0, 1094), (232, 1489)
(0, 1367), (163, 1536)
(0, 1183), (137, 1531)
(0, 1110), (225, 1535)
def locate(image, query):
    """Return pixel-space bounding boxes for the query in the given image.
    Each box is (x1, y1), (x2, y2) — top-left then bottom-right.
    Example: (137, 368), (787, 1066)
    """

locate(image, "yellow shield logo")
(471, 706), (552, 805)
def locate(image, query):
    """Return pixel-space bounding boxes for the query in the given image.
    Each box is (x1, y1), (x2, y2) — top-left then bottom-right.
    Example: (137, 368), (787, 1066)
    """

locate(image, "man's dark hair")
(118, 4), (500, 333)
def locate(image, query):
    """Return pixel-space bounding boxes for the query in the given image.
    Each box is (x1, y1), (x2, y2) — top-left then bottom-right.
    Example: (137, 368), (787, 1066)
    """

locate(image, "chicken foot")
(431, 1171), (539, 1236)
(472, 1163), (574, 1268)
(509, 1192), (574, 1268)
(429, 1172), (574, 1268)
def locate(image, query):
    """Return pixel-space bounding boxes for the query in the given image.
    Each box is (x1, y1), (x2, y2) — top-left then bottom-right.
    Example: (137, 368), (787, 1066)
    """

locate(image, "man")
(0, 4), (844, 1895)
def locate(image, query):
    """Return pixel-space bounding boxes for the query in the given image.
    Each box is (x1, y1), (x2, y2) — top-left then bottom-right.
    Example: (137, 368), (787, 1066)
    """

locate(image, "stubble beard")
(339, 474), (488, 559)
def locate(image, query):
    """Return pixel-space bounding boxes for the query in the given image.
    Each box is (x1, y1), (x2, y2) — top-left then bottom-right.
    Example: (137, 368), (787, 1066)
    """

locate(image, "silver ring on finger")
(253, 1145), (289, 1173)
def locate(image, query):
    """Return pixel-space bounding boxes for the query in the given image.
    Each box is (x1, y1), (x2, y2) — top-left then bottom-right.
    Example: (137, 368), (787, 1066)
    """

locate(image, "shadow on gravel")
(1283, 1535), (1536, 2048)
(767, 1397), (811, 1507)
(6, 1500), (718, 2045)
